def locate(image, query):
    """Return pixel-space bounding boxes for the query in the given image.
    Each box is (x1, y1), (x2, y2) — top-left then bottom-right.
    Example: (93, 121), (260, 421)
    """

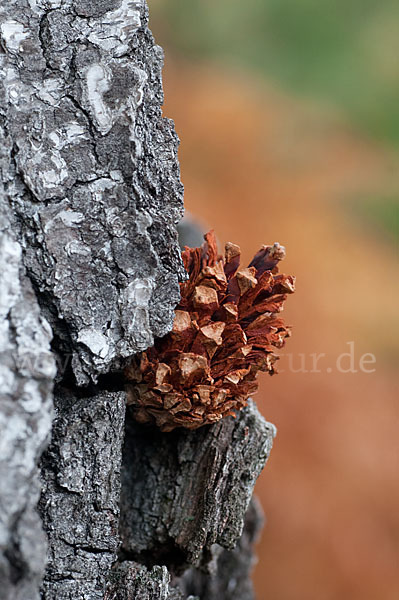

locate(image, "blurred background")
(149, 1), (398, 598)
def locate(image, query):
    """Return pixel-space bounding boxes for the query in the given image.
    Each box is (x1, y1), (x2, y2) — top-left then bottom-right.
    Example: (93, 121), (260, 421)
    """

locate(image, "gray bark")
(174, 497), (265, 600)
(0, 203), (55, 600)
(119, 402), (274, 569)
(0, 2), (275, 599)
(0, 0), (184, 387)
(39, 390), (126, 600)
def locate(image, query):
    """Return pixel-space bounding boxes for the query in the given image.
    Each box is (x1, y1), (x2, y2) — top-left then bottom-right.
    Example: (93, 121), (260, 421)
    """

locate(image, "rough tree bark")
(0, 2), (276, 599)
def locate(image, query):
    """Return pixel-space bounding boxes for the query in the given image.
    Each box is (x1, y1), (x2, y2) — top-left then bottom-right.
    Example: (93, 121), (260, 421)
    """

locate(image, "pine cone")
(125, 231), (295, 432)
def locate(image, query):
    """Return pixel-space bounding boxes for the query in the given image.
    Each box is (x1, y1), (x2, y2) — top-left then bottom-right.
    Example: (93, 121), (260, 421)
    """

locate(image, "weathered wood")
(119, 401), (274, 569)
(175, 498), (264, 600)
(106, 562), (189, 600)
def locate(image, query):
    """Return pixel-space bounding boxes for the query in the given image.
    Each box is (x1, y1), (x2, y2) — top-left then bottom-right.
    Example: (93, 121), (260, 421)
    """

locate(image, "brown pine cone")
(125, 231), (295, 432)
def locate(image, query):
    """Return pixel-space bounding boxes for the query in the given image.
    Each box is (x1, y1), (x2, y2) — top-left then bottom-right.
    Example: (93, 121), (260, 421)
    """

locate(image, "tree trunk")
(0, 2), (275, 598)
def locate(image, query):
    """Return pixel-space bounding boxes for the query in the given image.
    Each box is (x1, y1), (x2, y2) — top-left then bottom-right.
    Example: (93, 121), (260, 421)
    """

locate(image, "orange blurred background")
(150, 4), (398, 599)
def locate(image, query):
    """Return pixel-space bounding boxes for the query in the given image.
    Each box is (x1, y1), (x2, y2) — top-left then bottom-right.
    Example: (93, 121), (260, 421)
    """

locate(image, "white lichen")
(110, 170), (124, 181)
(77, 328), (110, 359)
(119, 278), (155, 350)
(28, 0), (64, 11)
(1, 65), (33, 108)
(85, 60), (147, 144)
(88, 0), (142, 57)
(34, 78), (64, 106)
(48, 122), (87, 150)
(64, 240), (91, 258)
(89, 177), (116, 199)
(86, 63), (113, 134)
(126, 278), (153, 308)
(58, 210), (85, 227)
(39, 151), (69, 189)
(135, 211), (152, 235)
(125, 66), (147, 157)
(0, 20), (30, 53)
(43, 209), (84, 233)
